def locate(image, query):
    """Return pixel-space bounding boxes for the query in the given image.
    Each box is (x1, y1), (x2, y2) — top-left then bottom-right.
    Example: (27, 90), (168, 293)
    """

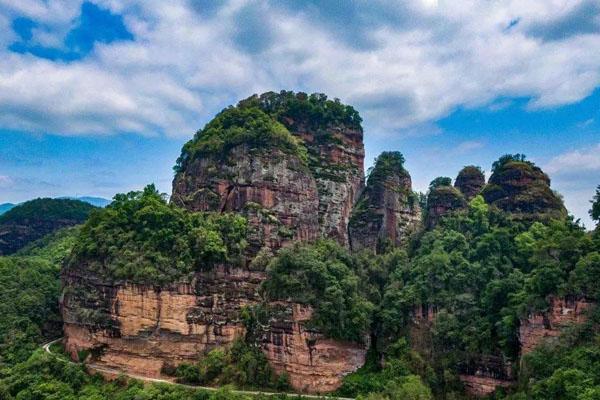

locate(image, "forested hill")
(0, 198), (95, 255)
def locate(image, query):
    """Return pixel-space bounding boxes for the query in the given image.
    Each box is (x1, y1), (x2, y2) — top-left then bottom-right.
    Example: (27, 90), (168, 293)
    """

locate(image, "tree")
(591, 185), (600, 225)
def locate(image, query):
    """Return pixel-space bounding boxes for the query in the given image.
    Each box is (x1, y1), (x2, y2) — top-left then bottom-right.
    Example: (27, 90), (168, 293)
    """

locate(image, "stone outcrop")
(349, 152), (420, 252)
(171, 144), (319, 255)
(454, 166), (485, 201)
(459, 375), (513, 397)
(61, 266), (261, 376)
(246, 91), (365, 246)
(261, 303), (368, 393)
(425, 182), (467, 228)
(482, 158), (566, 221)
(519, 296), (592, 355)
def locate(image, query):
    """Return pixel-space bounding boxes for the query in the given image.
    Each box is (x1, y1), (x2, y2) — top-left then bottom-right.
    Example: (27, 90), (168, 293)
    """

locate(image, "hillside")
(0, 198), (96, 255)
(0, 91), (597, 400)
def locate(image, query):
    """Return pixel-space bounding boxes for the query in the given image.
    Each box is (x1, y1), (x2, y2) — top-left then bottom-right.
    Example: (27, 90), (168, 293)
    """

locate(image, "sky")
(0, 0), (599, 228)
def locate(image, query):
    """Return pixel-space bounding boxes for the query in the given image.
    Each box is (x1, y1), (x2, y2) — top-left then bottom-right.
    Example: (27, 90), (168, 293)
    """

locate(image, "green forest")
(0, 156), (599, 399)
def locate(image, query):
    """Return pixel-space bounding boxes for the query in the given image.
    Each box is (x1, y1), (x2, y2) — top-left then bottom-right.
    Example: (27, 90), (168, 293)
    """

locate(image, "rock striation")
(261, 303), (368, 393)
(349, 151), (420, 252)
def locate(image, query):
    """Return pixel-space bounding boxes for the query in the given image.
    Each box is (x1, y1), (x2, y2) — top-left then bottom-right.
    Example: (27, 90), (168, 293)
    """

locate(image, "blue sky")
(0, 1), (599, 228)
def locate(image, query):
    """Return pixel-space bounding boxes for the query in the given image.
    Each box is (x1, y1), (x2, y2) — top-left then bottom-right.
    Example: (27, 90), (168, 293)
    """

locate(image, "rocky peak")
(425, 177), (467, 228)
(482, 154), (566, 221)
(348, 151), (420, 253)
(241, 91), (365, 245)
(454, 165), (485, 200)
(172, 91), (365, 249)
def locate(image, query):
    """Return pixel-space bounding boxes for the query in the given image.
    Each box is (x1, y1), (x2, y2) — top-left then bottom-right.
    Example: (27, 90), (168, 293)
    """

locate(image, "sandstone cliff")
(349, 151), (420, 253)
(519, 296), (592, 355)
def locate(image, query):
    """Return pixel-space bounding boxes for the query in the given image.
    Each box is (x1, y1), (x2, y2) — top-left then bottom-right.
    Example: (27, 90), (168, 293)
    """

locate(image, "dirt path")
(42, 338), (354, 400)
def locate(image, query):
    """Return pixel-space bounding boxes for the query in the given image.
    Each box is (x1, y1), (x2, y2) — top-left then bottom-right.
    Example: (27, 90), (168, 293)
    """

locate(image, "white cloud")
(545, 143), (600, 174)
(0, 0), (599, 137)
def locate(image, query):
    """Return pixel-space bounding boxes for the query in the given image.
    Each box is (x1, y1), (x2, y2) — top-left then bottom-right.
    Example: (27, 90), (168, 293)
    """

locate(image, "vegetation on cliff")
(174, 105), (307, 173)
(482, 154), (566, 221)
(454, 165), (485, 200)
(349, 151), (419, 253)
(0, 198), (94, 255)
(262, 240), (375, 342)
(239, 90), (362, 132)
(66, 185), (248, 285)
(339, 183), (600, 399)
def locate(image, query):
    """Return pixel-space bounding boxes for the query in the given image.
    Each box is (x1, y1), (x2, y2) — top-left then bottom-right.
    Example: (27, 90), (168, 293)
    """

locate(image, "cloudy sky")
(0, 0), (599, 227)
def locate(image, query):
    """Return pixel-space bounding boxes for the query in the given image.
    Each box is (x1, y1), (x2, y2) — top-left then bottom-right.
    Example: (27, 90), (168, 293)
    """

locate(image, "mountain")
(0, 198), (96, 255)
(0, 203), (15, 215)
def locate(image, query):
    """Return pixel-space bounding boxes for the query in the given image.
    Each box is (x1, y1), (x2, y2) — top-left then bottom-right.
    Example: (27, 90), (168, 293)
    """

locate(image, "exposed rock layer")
(261, 303), (368, 393)
(519, 296), (592, 355)
(425, 185), (466, 228)
(349, 152), (420, 252)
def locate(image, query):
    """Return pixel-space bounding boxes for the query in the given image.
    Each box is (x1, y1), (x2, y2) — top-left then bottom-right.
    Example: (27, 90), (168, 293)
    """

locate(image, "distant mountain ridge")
(0, 198), (97, 255)
(0, 196), (110, 216)
(0, 203), (15, 215)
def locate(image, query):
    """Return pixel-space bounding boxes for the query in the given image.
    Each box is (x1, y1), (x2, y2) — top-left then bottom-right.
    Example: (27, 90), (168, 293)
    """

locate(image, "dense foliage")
(482, 155), (566, 221)
(66, 185), (248, 285)
(175, 105), (307, 172)
(591, 185), (600, 227)
(0, 198), (95, 225)
(261, 240), (375, 342)
(240, 90), (363, 131)
(0, 228), (78, 367)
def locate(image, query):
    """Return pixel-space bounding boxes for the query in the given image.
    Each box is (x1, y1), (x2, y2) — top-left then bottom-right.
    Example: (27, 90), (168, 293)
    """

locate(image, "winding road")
(42, 338), (353, 400)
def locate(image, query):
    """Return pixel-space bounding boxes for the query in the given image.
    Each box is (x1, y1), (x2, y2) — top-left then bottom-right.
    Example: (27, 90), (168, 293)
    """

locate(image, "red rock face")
(171, 145), (319, 254)
(519, 296), (592, 355)
(261, 303), (368, 393)
(62, 265), (367, 393)
(61, 266), (262, 376)
(349, 170), (420, 253)
(291, 123), (365, 246)
(459, 375), (512, 397)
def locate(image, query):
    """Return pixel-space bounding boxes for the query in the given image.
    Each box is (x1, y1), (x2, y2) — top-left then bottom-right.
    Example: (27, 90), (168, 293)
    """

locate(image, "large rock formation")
(0, 198), (95, 255)
(425, 178), (467, 228)
(454, 166), (485, 201)
(63, 92), (368, 393)
(242, 91), (365, 246)
(482, 155), (566, 221)
(349, 151), (420, 252)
